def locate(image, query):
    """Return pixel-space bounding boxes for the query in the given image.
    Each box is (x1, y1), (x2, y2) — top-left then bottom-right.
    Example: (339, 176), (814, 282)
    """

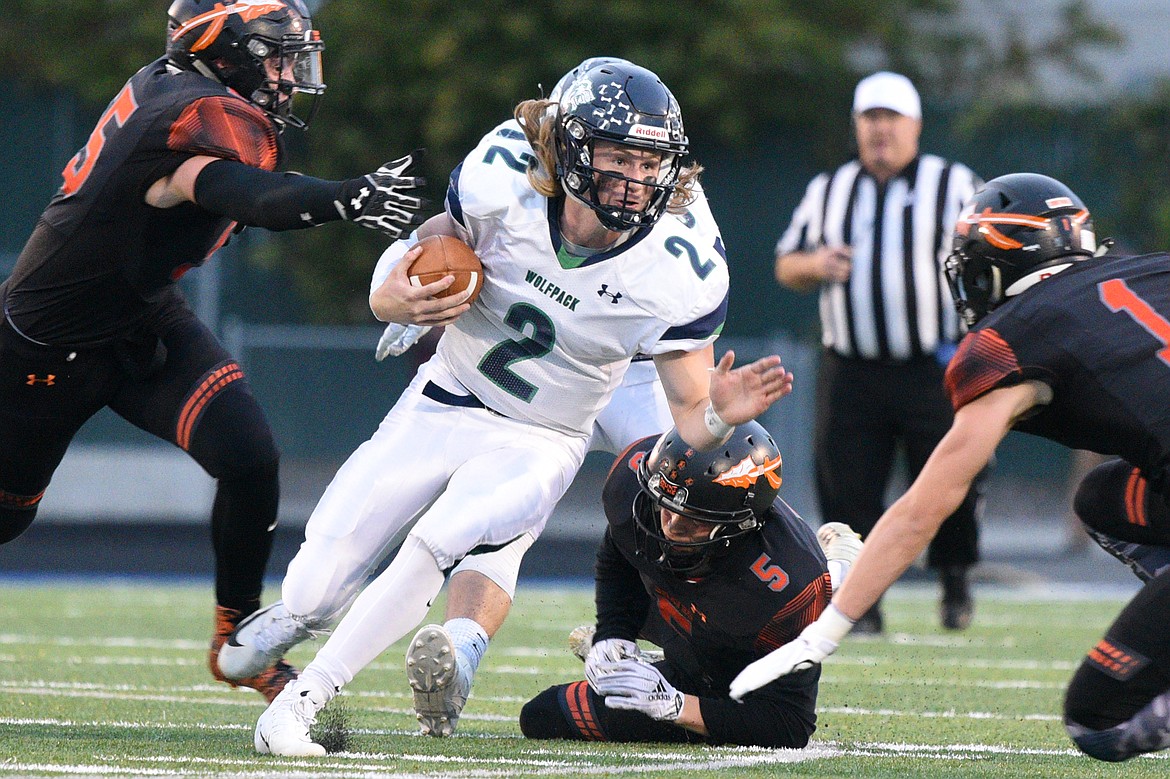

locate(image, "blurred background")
(0, 0), (1165, 579)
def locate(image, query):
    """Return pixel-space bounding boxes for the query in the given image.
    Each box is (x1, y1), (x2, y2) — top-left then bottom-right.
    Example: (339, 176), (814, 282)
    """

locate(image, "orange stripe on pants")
(176, 363), (244, 450)
(565, 681), (605, 741)
(1125, 468), (1148, 527)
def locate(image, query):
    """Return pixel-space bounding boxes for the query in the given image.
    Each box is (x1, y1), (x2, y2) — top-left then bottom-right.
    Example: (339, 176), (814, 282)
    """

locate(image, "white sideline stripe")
(820, 705), (1062, 722)
(822, 677), (1066, 690)
(0, 766), (181, 777)
(0, 686), (262, 707)
(0, 681), (1071, 722)
(0, 633), (1084, 672)
(0, 716), (248, 731)
(8, 740), (1166, 778)
(0, 633), (202, 649)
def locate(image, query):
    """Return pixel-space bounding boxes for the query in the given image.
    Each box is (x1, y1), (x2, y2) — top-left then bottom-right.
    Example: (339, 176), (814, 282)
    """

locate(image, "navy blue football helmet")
(555, 61), (688, 231)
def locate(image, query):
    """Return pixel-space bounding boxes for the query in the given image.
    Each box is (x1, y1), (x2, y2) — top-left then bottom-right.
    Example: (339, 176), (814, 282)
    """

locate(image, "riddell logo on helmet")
(629, 124), (670, 140)
(1045, 197), (1074, 208)
(713, 454), (783, 490)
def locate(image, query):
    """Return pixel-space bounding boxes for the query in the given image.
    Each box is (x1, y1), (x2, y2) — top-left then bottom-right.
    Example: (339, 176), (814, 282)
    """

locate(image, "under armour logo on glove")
(350, 185), (372, 212)
(335, 151), (429, 239)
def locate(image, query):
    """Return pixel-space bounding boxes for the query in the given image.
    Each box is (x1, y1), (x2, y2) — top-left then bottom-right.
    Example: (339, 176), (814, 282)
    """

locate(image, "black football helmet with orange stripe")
(166, 0), (325, 129)
(634, 421), (783, 578)
(947, 173), (1097, 326)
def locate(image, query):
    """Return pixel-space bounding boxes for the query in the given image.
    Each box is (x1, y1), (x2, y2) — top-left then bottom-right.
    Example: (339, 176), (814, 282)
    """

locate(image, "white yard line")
(6, 738), (1163, 779)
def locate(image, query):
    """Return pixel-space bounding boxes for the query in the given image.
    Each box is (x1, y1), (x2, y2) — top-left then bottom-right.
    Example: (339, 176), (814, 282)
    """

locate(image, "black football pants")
(0, 305), (278, 612)
(813, 350), (981, 568)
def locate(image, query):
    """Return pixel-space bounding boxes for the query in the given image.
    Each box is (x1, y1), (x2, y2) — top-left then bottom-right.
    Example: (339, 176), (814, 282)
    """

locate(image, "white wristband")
(812, 603), (858, 644)
(703, 403), (734, 443)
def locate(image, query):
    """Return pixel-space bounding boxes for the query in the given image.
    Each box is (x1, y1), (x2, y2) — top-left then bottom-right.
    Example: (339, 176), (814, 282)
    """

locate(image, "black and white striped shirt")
(777, 155), (981, 361)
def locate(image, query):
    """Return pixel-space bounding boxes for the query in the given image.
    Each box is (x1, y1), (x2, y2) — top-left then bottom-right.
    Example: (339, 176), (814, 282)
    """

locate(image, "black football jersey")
(596, 436), (831, 691)
(945, 253), (1170, 491)
(3, 57), (281, 346)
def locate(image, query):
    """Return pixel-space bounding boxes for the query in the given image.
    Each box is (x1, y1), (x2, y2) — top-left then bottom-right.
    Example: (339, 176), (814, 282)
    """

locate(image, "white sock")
(312, 535), (446, 684)
(444, 617), (489, 677)
(294, 663), (342, 706)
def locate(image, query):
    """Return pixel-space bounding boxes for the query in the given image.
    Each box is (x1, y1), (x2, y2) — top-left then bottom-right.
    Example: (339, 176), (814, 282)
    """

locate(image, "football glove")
(375, 322), (432, 361)
(816, 522), (863, 563)
(729, 604), (854, 701)
(337, 152), (427, 239)
(592, 658), (684, 722)
(568, 624), (665, 664)
(817, 522), (864, 591)
(584, 638), (639, 691)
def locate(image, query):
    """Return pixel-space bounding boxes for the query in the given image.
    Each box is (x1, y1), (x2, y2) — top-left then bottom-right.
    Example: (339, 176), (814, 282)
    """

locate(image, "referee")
(773, 71), (982, 633)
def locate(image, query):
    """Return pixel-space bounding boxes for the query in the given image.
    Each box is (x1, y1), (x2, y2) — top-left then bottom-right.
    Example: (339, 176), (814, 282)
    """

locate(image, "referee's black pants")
(813, 349), (980, 568)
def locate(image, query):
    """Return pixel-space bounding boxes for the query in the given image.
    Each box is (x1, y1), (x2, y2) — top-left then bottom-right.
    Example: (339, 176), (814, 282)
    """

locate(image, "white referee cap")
(853, 71), (921, 119)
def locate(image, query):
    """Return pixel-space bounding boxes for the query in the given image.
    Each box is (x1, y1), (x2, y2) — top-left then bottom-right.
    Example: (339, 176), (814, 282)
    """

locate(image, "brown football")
(405, 235), (484, 304)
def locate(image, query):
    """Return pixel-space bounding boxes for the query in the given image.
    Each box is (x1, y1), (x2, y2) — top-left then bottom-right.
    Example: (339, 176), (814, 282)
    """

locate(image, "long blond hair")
(513, 98), (702, 211)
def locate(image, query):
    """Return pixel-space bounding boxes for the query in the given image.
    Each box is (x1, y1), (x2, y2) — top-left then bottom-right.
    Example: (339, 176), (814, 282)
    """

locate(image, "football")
(405, 235), (484, 304)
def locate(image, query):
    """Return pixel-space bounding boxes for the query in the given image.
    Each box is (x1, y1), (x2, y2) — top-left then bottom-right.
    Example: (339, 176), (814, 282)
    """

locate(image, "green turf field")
(0, 580), (1160, 777)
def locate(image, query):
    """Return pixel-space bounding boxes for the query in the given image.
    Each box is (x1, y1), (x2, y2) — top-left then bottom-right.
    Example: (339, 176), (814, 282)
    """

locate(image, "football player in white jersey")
(220, 60), (793, 756)
(366, 57), (732, 741)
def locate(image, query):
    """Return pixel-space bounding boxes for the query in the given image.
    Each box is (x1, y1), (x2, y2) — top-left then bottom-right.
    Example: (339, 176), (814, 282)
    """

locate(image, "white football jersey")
(431, 120), (729, 436)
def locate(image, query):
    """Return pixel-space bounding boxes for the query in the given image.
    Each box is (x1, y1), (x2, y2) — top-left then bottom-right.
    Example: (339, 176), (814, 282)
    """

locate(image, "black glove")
(336, 151), (428, 239)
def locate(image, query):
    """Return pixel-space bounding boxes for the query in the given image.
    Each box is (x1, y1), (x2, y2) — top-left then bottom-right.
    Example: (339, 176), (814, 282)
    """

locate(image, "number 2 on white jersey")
(477, 302), (556, 402)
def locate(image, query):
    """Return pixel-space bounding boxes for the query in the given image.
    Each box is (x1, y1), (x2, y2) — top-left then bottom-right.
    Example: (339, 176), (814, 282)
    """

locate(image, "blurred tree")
(0, 0), (1123, 322)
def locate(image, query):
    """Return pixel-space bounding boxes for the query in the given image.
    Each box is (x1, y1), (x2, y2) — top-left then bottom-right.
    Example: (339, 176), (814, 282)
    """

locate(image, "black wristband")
(193, 159), (352, 231)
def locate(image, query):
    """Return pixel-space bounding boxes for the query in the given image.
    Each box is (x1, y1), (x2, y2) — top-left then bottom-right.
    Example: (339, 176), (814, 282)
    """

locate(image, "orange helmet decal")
(173, 0), (289, 52)
(960, 207), (1051, 251)
(712, 453), (783, 490)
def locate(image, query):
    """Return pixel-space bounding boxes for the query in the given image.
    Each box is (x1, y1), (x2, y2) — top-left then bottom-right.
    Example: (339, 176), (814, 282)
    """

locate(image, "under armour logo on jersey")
(26, 374), (56, 386)
(597, 284), (623, 303)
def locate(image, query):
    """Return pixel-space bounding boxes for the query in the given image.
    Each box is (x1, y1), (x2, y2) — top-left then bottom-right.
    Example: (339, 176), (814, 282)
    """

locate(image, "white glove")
(817, 522), (864, 592)
(592, 658), (684, 721)
(817, 522), (863, 562)
(375, 322), (432, 361)
(584, 638), (639, 691)
(729, 604), (855, 701)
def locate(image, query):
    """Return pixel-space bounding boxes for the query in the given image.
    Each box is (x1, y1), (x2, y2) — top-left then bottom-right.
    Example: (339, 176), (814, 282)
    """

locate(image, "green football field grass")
(0, 578), (1161, 778)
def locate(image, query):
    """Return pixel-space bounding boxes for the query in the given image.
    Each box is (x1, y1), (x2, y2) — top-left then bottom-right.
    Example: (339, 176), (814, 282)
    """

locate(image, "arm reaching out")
(655, 347), (794, 450)
(729, 605), (855, 701)
(730, 381), (1044, 698)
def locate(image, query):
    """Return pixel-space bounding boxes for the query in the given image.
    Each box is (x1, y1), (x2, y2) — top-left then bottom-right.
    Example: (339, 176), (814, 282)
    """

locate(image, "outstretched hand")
(708, 350), (794, 425)
(729, 605), (854, 700)
(339, 151), (429, 239)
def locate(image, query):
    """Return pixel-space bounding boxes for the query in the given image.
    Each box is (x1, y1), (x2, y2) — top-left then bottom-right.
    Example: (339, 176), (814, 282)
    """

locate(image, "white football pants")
(280, 359), (588, 624)
(451, 359), (672, 597)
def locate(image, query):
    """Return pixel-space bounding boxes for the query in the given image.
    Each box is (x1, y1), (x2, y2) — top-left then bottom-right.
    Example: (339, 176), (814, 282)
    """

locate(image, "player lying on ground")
(521, 423), (862, 747)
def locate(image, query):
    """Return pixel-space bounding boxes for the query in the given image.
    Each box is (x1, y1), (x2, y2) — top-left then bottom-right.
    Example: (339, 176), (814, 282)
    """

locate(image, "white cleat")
(406, 624), (471, 737)
(254, 678), (328, 757)
(568, 624), (664, 664)
(219, 601), (314, 681)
